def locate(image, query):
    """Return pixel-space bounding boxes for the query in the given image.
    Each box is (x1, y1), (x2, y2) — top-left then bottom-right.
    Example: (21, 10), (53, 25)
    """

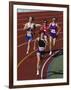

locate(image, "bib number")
(51, 29), (56, 33)
(27, 32), (32, 36)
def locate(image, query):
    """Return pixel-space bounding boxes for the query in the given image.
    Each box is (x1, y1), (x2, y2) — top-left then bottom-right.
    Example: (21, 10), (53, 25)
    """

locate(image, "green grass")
(47, 55), (63, 79)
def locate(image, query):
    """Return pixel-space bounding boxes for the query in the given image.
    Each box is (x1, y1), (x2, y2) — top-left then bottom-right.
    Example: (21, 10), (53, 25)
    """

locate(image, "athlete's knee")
(37, 52), (40, 56)
(49, 39), (52, 44)
(53, 40), (56, 46)
(28, 40), (31, 44)
(44, 35), (47, 39)
(53, 42), (56, 46)
(49, 36), (52, 42)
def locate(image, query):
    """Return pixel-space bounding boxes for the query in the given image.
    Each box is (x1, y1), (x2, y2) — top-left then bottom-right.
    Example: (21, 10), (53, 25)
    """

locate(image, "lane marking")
(18, 39), (63, 48)
(17, 49), (37, 69)
(18, 34), (24, 38)
(17, 38), (62, 69)
(17, 30), (39, 38)
(41, 50), (59, 79)
(17, 31), (63, 38)
(17, 39), (35, 48)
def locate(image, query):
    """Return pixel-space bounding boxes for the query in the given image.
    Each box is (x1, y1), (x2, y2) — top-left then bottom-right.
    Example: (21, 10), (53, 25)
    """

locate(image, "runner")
(24, 16), (41, 54)
(34, 32), (47, 75)
(48, 17), (61, 55)
(40, 20), (48, 46)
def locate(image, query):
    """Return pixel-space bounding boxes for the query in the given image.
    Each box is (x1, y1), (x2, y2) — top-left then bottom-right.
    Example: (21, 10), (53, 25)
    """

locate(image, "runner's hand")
(33, 47), (36, 50)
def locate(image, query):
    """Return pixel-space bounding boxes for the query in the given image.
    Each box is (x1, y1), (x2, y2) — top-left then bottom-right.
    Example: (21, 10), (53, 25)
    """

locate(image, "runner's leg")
(49, 36), (52, 55)
(53, 38), (56, 47)
(36, 52), (40, 75)
(26, 39), (31, 54)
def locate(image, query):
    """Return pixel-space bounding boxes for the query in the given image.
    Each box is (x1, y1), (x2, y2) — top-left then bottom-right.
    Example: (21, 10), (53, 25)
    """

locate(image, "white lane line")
(17, 39), (35, 48)
(41, 50), (59, 79)
(18, 39), (63, 48)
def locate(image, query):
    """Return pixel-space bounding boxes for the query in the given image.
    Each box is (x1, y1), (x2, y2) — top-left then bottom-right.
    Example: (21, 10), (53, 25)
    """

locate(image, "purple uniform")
(49, 23), (57, 38)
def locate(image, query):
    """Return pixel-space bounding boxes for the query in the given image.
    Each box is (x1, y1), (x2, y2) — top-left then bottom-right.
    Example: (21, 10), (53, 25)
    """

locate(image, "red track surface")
(17, 11), (63, 80)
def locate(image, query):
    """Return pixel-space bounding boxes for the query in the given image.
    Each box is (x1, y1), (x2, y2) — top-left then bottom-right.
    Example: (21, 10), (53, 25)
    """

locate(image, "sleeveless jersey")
(38, 39), (45, 47)
(40, 25), (48, 33)
(50, 23), (57, 33)
(27, 23), (35, 31)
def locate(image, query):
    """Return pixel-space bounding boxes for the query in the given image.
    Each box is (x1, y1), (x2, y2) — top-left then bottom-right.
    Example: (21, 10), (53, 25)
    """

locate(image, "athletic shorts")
(25, 34), (33, 41)
(37, 50), (46, 55)
(50, 32), (57, 38)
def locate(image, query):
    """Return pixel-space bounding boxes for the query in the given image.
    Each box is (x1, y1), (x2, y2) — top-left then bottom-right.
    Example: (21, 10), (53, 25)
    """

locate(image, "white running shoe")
(49, 51), (52, 55)
(37, 70), (39, 75)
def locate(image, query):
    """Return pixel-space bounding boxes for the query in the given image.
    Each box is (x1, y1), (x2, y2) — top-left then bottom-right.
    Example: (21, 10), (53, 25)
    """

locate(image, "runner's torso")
(50, 23), (57, 33)
(38, 38), (45, 51)
(41, 25), (48, 32)
(26, 22), (35, 36)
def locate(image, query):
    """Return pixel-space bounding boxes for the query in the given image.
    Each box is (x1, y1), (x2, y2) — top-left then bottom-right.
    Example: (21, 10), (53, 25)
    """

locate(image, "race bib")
(51, 29), (56, 33)
(27, 32), (32, 36)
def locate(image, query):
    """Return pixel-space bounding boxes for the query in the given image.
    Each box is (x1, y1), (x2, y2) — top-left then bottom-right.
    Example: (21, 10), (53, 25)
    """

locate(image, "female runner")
(24, 16), (41, 54)
(48, 17), (61, 55)
(34, 32), (47, 75)
(40, 20), (48, 46)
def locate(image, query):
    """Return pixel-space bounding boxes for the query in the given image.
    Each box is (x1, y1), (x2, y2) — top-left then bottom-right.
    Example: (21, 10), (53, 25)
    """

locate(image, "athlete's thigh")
(53, 38), (56, 44)
(49, 36), (52, 43)
(37, 51), (41, 57)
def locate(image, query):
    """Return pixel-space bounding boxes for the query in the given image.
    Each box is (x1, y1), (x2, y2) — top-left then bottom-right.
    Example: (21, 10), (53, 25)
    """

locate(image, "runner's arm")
(47, 23), (51, 37)
(57, 24), (61, 35)
(23, 23), (29, 30)
(47, 23), (51, 29)
(35, 24), (41, 27)
(44, 36), (48, 49)
(34, 37), (39, 50)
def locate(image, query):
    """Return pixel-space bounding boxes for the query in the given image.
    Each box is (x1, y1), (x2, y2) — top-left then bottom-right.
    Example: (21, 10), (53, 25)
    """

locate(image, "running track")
(17, 11), (63, 80)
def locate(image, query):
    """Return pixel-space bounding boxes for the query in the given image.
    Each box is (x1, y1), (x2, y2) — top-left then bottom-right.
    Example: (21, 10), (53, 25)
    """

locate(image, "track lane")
(17, 41), (63, 80)
(17, 11), (63, 80)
